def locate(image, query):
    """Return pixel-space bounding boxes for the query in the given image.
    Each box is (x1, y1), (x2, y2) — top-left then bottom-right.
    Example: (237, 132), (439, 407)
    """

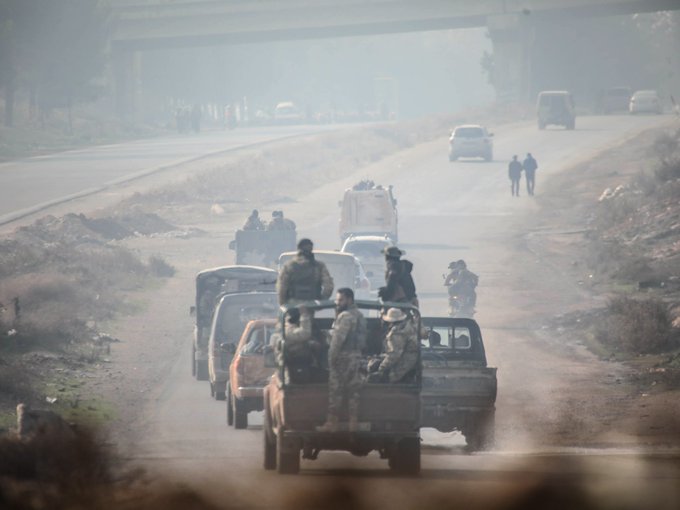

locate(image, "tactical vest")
(286, 260), (322, 301)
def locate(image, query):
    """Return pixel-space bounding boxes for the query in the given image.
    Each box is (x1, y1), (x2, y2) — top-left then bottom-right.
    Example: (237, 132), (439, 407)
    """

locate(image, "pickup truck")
(263, 300), (421, 475)
(227, 318), (277, 429)
(421, 317), (497, 450)
(229, 229), (296, 268)
(191, 266), (277, 382)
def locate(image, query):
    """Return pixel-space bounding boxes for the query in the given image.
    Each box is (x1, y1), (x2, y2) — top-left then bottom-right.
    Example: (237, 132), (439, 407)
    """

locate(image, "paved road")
(0, 124), (343, 225)
(107, 114), (680, 509)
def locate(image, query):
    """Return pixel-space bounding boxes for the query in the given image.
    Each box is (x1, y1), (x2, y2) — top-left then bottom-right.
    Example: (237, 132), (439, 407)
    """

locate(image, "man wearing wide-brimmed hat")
(378, 246), (418, 306)
(372, 307), (418, 383)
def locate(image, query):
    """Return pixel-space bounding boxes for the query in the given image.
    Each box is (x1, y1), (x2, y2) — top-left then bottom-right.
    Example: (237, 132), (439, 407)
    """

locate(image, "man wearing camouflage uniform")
(317, 288), (366, 432)
(277, 238), (334, 306)
(242, 209), (265, 230)
(372, 307), (419, 383)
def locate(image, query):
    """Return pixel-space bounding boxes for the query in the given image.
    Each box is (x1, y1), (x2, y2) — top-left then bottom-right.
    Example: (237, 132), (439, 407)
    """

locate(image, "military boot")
(316, 414), (339, 433)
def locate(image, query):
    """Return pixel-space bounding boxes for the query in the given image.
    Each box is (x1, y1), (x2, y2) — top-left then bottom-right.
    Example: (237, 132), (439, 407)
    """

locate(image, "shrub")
(596, 296), (672, 354)
(148, 255), (175, 278)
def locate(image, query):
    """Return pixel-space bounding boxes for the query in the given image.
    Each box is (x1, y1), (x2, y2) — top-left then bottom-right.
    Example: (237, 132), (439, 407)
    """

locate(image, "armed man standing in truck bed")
(277, 238), (334, 306)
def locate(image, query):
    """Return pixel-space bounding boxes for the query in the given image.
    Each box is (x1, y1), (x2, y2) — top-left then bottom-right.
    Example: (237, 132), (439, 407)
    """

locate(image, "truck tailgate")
(422, 366), (497, 408)
(280, 383), (420, 432)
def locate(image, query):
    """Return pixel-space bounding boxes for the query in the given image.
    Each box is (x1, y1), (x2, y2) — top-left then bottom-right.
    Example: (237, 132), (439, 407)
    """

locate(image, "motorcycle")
(443, 274), (476, 318)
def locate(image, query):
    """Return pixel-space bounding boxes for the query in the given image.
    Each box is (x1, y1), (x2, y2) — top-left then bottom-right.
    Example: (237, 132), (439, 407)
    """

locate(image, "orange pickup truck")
(227, 318), (277, 429)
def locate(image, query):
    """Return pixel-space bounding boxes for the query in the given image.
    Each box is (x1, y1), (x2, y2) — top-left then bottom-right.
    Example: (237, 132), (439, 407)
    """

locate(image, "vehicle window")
(241, 325), (273, 355)
(424, 326), (472, 350)
(345, 241), (389, 258)
(454, 127), (484, 138)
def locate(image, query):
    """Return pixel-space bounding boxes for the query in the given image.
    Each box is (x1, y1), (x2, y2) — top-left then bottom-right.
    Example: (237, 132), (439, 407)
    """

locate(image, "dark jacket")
(379, 259), (417, 303)
(508, 160), (523, 180)
(523, 156), (538, 174)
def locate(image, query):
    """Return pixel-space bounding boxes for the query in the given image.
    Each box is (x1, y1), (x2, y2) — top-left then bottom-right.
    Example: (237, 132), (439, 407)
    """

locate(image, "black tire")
(538, 121), (545, 130)
(263, 405), (276, 470)
(210, 383), (215, 398)
(215, 390), (226, 401)
(390, 438), (420, 475)
(277, 434), (300, 474)
(566, 119), (575, 130)
(465, 410), (496, 451)
(195, 360), (209, 381)
(234, 396), (248, 429)
(484, 151), (493, 162)
(227, 385), (234, 426)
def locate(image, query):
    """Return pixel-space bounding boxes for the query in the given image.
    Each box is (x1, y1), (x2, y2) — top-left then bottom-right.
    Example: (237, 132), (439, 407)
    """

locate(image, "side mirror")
(220, 342), (236, 354)
(228, 240), (236, 250)
(189, 306), (196, 317)
(263, 345), (277, 367)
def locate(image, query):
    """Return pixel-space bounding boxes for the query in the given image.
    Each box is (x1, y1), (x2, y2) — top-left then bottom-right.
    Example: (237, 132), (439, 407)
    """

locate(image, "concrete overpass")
(110, 0), (680, 114)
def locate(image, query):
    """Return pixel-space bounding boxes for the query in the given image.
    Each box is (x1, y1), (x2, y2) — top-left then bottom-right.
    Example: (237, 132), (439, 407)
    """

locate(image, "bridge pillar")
(113, 48), (141, 119)
(487, 13), (535, 104)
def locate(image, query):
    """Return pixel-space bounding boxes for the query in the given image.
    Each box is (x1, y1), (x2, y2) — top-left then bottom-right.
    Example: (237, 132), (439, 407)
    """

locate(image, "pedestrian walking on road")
(508, 155), (523, 197)
(523, 153), (538, 196)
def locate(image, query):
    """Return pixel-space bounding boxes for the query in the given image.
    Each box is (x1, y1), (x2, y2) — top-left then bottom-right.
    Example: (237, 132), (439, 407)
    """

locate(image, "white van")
(338, 187), (398, 244)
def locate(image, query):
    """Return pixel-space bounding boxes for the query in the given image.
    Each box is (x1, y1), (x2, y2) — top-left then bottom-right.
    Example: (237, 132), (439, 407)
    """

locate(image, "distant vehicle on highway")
(537, 90), (575, 130)
(341, 234), (394, 293)
(274, 102), (305, 124)
(629, 90), (663, 114)
(599, 87), (631, 114)
(227, 318), (277, 429)
(448, 124), (494, 161)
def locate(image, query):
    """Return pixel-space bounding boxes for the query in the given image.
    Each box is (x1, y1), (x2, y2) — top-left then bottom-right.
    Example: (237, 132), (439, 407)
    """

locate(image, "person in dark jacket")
(508, 155), (523, 197)
(522, 153), (538, 196)
(378, 246), (418, 307)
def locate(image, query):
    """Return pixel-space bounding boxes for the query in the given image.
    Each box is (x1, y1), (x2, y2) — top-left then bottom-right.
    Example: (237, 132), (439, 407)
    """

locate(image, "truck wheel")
(234, 397), (248, 429)
(538, 121), (545, 130)
(195, 360), (209, 381)
(484, 151), (493, 162)
(263, 406), (276, 470)
(276, 435), (300, 475)
(466, 410), (495, 451)
(215, 389), (226, 401)
(191, 346), (196, 377)
(226, 385), (234, 426)
(390, 438), (420, 475)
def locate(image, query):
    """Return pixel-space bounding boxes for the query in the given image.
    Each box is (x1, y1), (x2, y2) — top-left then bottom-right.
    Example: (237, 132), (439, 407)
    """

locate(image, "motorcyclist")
(444, 260), (478, 314)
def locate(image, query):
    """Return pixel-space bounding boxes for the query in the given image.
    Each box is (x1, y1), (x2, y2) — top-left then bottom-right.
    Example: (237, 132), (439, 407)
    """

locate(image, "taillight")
(234, 356), (244, 376)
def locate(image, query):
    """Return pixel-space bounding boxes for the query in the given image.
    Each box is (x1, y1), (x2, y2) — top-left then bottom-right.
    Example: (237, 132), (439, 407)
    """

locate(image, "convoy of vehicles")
(338, 185), (398, 244)
(629, 90), (663, 114)
(190, 171), (500, 474)
(448, 124), (494, 161)
(537, 90), (576, 130)
(228, 318), (278, 429)
(421, 317), (496, 450)
(263, 300), (423, 475)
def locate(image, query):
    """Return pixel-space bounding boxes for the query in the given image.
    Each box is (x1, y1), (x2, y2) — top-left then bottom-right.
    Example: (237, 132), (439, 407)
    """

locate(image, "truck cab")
(263, 300), (422, 475)
(421, 317), (497, 450)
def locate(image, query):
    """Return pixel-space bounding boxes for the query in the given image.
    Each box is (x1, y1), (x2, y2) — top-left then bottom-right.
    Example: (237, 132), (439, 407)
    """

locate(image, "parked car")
(448, 124), (494, 161)
(629, 90), (663, 114)
(421, 317), (497, 451)
(278, 250), (371, 301)
(341, 234), (394, 293)
(191, 266), (277, 382)
(208, 292), (278, 400)
(537, 90), (575, 130)
(228, 318), (278, 429)
(338, 184), (398, 244)
(599, 87), (631, 113)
